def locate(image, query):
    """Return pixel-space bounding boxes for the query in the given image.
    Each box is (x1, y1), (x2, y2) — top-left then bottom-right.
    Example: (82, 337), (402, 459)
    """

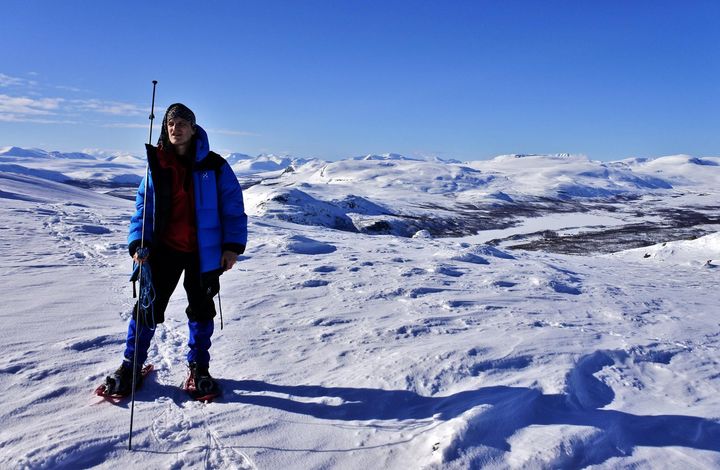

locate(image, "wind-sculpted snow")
(0, 165), (719, 469)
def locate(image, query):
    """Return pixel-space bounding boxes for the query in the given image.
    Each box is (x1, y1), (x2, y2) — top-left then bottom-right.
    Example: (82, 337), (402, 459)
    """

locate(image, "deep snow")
(0, 148), (718, 469)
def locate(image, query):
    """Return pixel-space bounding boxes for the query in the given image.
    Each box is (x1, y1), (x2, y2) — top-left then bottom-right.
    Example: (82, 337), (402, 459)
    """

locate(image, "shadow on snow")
(218, 350), (720, 466)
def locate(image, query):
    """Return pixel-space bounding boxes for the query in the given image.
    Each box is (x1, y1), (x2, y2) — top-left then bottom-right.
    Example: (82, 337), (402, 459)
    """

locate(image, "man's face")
(167, 117), (195, 147)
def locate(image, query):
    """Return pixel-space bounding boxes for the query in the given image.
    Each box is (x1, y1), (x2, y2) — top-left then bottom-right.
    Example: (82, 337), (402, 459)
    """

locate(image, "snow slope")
(0, 149), (719, 469)
(0, 147), (145, 187)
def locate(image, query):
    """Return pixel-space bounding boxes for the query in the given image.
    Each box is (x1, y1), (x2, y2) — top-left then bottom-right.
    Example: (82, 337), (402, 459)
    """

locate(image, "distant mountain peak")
(357, 153), (412, 161)
(0, 146), (99, 160)
(354, 153), (461, 164)
(48, 151), (95, 160)
(0, 146), (49, 158)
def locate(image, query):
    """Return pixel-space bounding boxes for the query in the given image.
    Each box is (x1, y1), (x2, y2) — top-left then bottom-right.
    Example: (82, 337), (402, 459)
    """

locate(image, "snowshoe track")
(141, 319), (256, 469)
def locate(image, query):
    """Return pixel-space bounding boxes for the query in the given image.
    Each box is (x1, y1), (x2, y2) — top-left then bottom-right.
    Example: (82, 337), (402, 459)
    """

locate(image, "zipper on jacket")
(197, 171), (204, 206)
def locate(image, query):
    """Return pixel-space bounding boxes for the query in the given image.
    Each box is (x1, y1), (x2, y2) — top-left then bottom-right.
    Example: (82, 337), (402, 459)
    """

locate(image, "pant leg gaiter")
(187, 319), (214, 367)
(123, 318), (156, 366)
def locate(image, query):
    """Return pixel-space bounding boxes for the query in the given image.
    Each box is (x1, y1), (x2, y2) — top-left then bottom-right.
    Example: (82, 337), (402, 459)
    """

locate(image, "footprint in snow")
(73, 224), (112, 235)
(549, 279), (582, 295)
(443, 300), (478, 309)
(151, 401), (193, 444)
(470, 355), (533, 376)
(312, 317), (352, 327)
(301, 279), (330, 288)
(408, 287), (446, 298)
(401, 267), (427, 277)
(434, 265), (465, 277)
(283, 235), (336, 255)
(493, 280), (517, 288)
(312, 265), (337, 273)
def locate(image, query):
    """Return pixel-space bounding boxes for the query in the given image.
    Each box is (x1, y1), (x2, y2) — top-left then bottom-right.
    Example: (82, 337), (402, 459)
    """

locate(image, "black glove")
(202, 272), (221, 297)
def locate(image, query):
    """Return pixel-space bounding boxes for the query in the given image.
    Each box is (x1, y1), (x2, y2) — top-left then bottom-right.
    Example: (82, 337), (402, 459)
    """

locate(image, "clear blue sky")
(1, 0), (718, 161)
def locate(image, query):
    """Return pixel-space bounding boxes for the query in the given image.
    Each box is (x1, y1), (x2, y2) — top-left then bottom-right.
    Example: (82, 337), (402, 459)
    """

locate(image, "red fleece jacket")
(157, 147), (198, 253)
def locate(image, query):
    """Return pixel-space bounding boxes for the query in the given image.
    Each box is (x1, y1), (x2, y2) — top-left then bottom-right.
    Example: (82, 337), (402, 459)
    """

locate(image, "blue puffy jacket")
(128, 125), (248, 274)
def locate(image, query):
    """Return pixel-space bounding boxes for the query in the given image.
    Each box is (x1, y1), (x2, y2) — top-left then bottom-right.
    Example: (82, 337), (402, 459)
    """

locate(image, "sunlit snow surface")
(0, 148), (718, 469)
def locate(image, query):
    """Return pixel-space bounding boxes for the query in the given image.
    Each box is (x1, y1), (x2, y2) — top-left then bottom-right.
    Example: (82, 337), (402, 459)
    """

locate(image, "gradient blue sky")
(1, 1), (718, 161)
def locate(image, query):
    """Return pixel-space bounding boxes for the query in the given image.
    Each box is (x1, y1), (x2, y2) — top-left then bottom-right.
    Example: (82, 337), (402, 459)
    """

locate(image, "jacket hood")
(193, 125), (210, 162)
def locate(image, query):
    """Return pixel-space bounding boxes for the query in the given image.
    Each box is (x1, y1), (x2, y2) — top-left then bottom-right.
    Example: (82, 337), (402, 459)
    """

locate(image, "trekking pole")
(218, 290), (224, 330)
(129, 79), (157, 451)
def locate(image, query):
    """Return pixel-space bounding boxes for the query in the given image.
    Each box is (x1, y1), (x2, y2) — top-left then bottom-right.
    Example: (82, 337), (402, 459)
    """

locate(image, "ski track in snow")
(0, 164), (719, 469)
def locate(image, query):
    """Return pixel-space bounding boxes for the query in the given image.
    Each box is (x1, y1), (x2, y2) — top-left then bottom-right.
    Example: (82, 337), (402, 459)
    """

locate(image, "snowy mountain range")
(3, 145), (717, 253)
(222, 151), (720, 253)
(0, 145), (718, 468)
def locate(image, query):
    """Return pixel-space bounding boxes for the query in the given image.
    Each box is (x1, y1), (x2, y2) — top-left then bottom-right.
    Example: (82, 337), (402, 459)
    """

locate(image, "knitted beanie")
(158, 103), (196, 149)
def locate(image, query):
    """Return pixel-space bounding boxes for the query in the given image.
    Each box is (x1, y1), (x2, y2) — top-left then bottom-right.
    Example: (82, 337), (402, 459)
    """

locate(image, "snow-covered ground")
(0, 147), (718, 469)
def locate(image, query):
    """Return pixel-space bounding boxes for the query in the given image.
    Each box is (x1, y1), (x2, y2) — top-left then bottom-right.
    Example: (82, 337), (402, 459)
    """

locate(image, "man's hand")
(221, 250), (238, 271)
(133, 247), (150, 263)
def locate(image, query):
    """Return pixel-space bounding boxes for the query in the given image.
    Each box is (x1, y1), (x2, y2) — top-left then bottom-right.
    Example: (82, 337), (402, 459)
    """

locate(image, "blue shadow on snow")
(218, 349), (720, 467)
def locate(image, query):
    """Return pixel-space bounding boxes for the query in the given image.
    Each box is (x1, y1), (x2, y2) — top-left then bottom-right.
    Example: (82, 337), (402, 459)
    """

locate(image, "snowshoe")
(183, 362), (221, 402)
(96, 363), (153, 399)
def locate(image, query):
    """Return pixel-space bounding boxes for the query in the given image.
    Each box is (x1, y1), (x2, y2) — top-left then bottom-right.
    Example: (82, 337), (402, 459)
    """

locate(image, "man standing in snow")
(103, 103), (247, 398)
